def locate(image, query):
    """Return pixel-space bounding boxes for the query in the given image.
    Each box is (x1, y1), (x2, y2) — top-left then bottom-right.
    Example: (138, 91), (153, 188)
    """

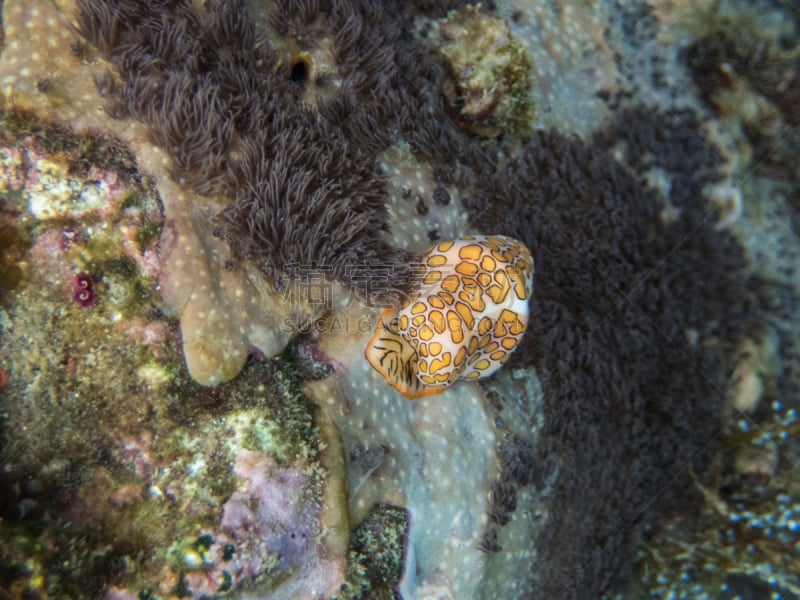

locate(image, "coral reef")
(0, 91), (345, 598)
(1, 0), (799, 598)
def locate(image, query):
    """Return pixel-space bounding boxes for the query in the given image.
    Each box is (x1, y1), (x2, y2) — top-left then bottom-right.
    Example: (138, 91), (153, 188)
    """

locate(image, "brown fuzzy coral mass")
(77, 0), (467, 302)
(466, 110), (761, 596)
(74, 0), (497, 304)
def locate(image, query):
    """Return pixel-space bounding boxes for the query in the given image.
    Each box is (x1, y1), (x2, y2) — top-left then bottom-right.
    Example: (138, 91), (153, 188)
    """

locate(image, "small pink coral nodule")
(74, 273), (95, 307)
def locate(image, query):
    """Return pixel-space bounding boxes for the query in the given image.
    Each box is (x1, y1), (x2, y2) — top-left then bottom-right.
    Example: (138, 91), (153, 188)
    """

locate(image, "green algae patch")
(335, 504), (409, 600)
(432, 5), (535, 138)
(0, 221), (31, 292)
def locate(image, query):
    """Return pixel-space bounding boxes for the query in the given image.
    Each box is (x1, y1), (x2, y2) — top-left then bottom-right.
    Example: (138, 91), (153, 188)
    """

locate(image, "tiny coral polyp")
(366, 235), (534, 398)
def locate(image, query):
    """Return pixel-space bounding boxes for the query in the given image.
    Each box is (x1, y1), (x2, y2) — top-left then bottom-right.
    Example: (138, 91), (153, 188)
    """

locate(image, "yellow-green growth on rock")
(433, 5), (535, 138)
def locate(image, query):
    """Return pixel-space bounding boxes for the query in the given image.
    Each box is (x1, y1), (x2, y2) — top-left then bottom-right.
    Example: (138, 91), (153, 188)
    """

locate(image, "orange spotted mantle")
(365, 235), (534, 399)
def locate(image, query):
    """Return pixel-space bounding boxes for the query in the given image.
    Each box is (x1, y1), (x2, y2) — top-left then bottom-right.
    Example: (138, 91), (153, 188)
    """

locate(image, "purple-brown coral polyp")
(73, 273), (95, 307)
(60, 226), (83, 250)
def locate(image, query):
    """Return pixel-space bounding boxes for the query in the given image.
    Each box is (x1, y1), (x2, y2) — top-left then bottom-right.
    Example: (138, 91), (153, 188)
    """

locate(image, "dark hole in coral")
(1, 264), (23, 290)
(289, 58), (310, 86)
(721, 573), (774, 600)
(93, 71), (116, 96)
(478, 528), (502, 553)
(70, 39), (84, 56)
(717, 483), (734, 499)
(314, 73), (331, 88)
(433, 185), (450, 206)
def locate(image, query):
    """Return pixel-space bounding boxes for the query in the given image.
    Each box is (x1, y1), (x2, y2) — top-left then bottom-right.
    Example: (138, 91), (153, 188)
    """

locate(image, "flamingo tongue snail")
(365, 235), (534, 399)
